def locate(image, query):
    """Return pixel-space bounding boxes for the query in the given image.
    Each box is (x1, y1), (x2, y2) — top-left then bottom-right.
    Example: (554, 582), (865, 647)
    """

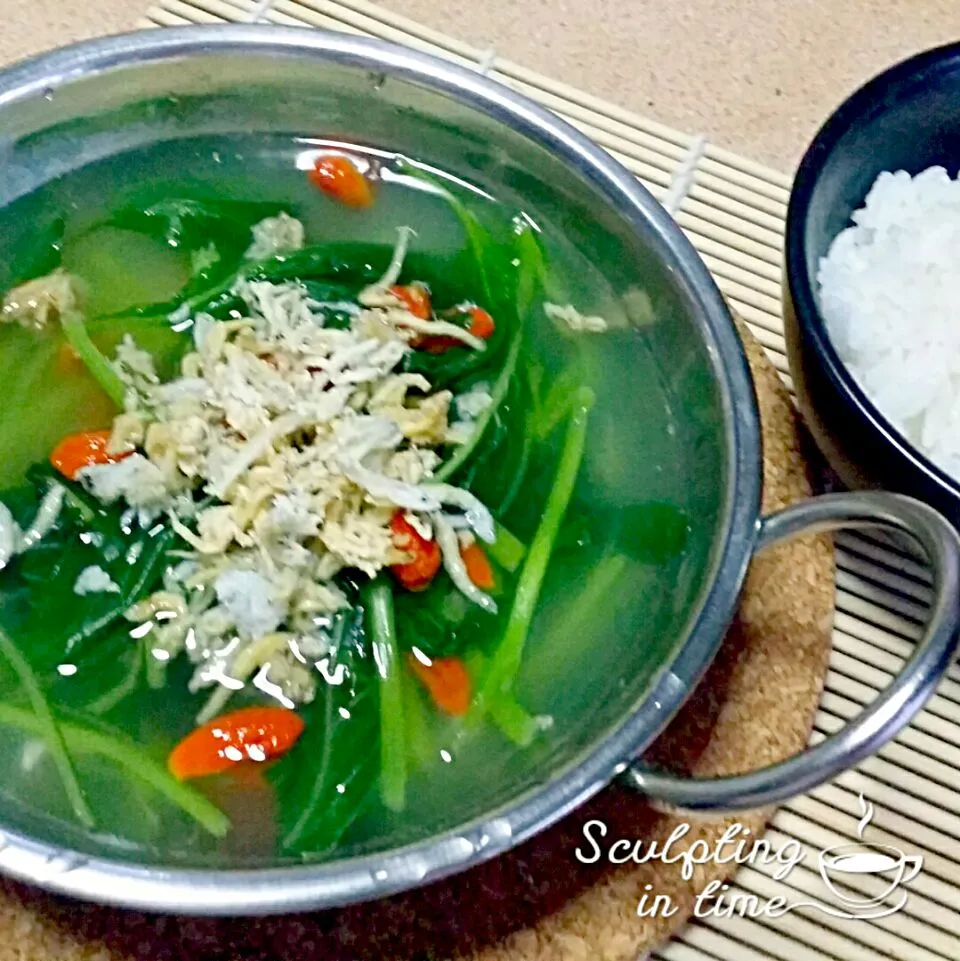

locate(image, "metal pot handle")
(621, 491), (960, 812)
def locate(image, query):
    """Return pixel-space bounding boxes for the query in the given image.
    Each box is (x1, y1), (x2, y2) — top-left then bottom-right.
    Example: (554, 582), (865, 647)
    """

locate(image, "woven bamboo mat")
(91, 1), (960, 956)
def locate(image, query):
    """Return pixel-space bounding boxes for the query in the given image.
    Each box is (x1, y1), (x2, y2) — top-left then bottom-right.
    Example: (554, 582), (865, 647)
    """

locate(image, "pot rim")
(0, 24), (762, 915)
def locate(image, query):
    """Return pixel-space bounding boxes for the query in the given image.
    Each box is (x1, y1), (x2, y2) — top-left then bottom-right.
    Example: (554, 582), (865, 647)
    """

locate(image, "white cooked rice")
(818, 165), (960, 478)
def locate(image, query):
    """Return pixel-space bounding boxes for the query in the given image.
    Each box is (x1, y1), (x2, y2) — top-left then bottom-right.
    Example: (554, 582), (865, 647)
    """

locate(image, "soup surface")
(0, 134), (695, 867)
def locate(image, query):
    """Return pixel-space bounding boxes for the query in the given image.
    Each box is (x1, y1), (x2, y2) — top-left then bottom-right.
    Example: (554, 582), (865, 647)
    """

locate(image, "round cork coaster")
(0, 320), (835, 961)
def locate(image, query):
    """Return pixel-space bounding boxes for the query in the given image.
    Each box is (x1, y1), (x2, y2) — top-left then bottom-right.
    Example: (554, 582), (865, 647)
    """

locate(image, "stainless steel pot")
(0, 25), (956, 916)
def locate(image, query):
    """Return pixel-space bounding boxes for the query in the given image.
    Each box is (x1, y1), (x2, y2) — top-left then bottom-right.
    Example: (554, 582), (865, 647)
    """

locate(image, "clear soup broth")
(0, 132), (716, 867)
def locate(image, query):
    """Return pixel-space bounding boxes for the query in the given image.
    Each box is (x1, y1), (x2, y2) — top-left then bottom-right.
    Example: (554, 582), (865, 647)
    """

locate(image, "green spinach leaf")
(0, 468), (176, 678)
(268, 607), (380, 855)
(5, 216), (65, 289)
(112, 196), (282, 279)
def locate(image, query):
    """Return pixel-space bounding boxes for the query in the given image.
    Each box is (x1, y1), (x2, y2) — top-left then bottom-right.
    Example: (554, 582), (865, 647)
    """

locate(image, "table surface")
(3, 0), (960, 171)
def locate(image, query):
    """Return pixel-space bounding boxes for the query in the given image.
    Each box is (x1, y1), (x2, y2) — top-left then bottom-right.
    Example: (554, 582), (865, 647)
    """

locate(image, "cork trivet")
(0, 320), (834, 961)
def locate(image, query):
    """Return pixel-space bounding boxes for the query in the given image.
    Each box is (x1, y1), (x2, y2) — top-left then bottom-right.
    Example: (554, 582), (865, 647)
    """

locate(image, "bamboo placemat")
(85, 1), (960, 956)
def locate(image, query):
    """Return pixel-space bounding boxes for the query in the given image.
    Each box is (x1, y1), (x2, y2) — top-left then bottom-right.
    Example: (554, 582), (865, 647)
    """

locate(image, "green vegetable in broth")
(365, 579), (407, 814)
(60, 310), (127, 407)
(433, 328), (523, 483)
(0, 625), (94, 828)
(488, 521), (527, 573)
(397, 162), (496, 306)
(0, 702), (229, 837)
(0, 469), (175, 676)
(478, 388), (594, 718)
(0, 142), (690, 863)
(268, 607), (379, 853)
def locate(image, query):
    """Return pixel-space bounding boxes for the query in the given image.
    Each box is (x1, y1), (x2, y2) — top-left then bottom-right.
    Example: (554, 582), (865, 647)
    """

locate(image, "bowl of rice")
(784, 41), (960, 523)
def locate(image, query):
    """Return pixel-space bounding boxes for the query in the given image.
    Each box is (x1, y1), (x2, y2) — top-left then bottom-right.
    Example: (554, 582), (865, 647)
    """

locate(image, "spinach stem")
(365, 580), (407, 813)
(60, 311), (126, 408)
(280, 672), (337, 851)
(479, 388), (594, 707)
(494, 427), (532, 519)
(145, 651), (168, 690)
(397, 162), (493, 304)
(513, 219), (548, 318)
(546, 553), (630, 658)
(488, 520), (527, 573)
(87, 646), (142, 715)
(465, 652), (546, 745)
(536, 368), (582, 439)
(489, 696), (548, 748)
(434, 330), (522, 483)
(0, 702), (229, 837)
(0, 627), (94, 829)
(402, 671), (435, 772)
(51, 476), (97, 523)
(434, 222), (543, 484)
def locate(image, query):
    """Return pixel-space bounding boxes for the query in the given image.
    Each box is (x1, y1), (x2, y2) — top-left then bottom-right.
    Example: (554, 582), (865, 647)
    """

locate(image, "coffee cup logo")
(581, 792), (921, 923)
(816, 796), (922, 919)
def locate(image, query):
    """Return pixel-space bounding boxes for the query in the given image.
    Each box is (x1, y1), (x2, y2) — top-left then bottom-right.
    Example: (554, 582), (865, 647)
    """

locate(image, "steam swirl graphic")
(857, 793), (874, 839)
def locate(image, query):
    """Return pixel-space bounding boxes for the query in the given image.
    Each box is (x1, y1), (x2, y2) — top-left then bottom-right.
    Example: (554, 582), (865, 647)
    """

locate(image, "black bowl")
(784, 41), (960, 525)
